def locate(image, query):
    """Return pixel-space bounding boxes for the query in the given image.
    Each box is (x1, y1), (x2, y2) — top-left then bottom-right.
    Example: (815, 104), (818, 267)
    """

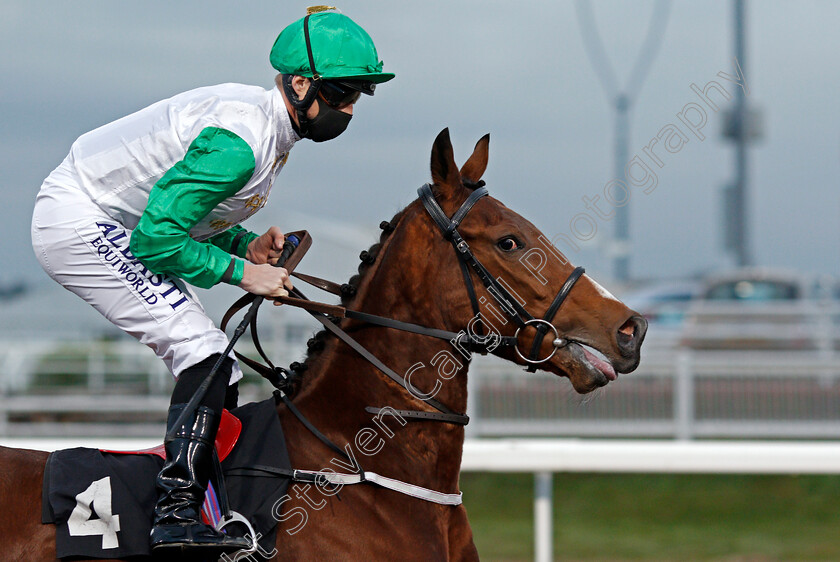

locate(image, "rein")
(221, 282), (472, 425)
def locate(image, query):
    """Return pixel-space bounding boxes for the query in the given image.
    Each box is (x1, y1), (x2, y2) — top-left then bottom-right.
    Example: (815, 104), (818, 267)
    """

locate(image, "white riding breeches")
(31, 174), (243, 383)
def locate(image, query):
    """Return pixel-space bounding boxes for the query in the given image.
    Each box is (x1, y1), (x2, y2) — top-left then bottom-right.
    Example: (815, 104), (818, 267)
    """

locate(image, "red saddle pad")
(100, 408), (242, 462)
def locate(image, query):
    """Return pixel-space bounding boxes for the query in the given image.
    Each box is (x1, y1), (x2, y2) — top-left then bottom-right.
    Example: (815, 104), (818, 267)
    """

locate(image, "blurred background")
(2, 1), (839, 560)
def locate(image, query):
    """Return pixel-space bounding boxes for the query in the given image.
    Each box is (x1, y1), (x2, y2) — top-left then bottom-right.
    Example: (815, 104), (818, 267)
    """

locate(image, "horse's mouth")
(508, 326), (640, 394)
(559, 341), (618, 393)
(573, 342), (617, 381)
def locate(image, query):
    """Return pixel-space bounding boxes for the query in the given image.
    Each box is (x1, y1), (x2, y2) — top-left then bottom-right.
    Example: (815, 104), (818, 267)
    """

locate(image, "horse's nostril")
(618, 319), (636, 338)
(617, 316), (648, 355)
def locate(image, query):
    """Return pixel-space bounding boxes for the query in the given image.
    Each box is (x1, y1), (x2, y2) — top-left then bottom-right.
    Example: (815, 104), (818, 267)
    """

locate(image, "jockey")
(30, 7), (394, 556)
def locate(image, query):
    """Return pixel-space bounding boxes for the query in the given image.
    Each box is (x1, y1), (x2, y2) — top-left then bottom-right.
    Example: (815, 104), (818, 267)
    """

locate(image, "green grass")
(460, 472), (840, 561)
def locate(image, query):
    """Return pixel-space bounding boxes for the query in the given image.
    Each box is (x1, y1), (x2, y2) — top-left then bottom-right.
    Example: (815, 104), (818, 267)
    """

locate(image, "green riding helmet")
(270, 10), (395, 85)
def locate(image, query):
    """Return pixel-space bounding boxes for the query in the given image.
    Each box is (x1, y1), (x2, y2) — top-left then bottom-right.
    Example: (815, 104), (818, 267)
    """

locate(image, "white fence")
(466, 347), (840, 440)
(464, 439), (840, 562)
(4, 337), (840, 440)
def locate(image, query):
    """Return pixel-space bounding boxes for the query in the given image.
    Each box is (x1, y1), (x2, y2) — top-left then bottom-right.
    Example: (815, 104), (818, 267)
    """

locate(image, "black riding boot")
(149, 403), (251, 554)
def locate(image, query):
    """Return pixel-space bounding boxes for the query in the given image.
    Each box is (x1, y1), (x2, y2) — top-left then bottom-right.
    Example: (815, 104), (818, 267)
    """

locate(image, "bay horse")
(0, 129), (646, 561)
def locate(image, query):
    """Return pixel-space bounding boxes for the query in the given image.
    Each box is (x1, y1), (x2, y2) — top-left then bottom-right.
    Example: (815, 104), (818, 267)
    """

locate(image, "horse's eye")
(497, 236), (522, 252)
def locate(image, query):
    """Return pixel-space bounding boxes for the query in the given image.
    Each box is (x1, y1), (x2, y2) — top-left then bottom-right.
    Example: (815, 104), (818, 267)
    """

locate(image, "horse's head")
(412, 129), (647, 393)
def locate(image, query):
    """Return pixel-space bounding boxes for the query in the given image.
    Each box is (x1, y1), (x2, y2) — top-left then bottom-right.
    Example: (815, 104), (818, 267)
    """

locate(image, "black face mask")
(299, 99), (352, 143)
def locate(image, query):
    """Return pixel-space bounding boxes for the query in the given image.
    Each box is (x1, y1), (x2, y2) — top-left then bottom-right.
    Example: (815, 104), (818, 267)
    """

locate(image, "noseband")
(418, 183), (585, 370)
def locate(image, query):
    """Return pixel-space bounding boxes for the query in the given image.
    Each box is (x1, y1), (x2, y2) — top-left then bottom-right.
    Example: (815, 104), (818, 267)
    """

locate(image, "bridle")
(418, 182), (585, 372)
(224, 181), (585, 428)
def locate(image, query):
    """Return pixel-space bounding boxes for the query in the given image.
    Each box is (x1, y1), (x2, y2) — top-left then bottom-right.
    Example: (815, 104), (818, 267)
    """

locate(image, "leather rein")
(222, 182), (585, 428)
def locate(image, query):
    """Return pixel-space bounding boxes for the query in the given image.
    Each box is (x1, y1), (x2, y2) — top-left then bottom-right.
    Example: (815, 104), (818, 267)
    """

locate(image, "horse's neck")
(291, 318), (469, 485)
(288, 218), (470, 489)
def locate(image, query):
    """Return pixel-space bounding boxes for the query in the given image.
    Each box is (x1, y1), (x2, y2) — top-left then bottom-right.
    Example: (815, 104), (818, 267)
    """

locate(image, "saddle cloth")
(41, 397), (291, 559)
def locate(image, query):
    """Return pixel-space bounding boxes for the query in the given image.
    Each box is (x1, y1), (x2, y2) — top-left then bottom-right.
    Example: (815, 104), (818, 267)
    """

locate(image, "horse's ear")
(459, 134), (490, 187)
(430, 128), (461, 199)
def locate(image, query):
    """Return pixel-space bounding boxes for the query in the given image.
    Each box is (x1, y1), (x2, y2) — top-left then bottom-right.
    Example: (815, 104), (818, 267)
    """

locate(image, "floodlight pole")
(614, 94), (631, 282)
(575, 0), (672, 283)
(732, 0), (750, 266)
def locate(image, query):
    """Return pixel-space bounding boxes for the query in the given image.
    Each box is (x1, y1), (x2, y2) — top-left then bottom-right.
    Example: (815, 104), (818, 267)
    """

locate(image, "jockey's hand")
(238, 262), (293, 301)
(246, 226), (286, 265)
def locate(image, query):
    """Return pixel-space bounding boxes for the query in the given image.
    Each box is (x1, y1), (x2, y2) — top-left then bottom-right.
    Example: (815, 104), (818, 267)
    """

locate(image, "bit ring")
(514, 319), (560, 365)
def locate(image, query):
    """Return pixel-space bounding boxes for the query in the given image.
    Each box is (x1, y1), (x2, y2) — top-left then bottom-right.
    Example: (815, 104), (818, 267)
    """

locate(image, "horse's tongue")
(582, 346), (617, 380)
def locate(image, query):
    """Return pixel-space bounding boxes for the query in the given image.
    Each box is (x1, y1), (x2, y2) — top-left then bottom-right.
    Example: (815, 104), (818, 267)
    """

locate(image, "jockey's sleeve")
(129, 127), (257, 288)
(208, 225), (260, 259)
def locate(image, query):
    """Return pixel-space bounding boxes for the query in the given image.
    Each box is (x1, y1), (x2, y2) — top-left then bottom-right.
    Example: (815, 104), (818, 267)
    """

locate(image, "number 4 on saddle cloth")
(41, 398), (291, 559)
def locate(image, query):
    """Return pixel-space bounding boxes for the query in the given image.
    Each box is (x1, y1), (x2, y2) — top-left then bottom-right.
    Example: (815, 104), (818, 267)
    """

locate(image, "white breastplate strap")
(293, 469), (463, 506)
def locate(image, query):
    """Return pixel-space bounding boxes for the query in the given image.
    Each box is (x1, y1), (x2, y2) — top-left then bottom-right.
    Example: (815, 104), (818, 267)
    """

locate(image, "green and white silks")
(56, 83), (297, 287)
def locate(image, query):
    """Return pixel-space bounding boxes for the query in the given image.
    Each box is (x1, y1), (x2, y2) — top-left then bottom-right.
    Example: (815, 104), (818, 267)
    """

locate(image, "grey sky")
(2, 0), (838, 295)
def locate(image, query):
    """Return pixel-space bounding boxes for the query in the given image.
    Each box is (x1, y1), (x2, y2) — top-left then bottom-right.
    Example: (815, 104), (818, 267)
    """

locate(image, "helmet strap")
(282, 75), (321, 138)
(302, 14), (321, 81)
(282, 14), (324, 138)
